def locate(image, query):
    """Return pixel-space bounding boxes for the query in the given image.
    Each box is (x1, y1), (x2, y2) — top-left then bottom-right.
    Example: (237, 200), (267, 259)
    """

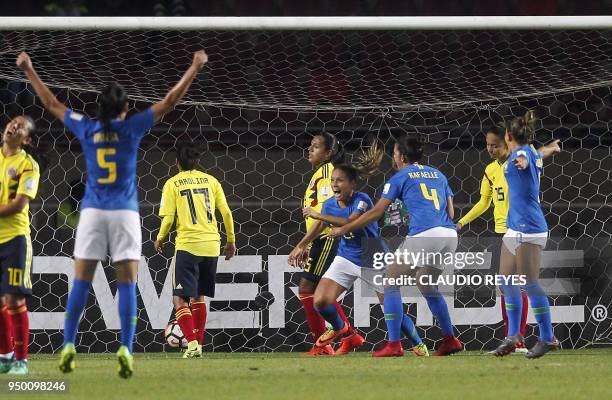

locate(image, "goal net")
(0, 19), (610, 353)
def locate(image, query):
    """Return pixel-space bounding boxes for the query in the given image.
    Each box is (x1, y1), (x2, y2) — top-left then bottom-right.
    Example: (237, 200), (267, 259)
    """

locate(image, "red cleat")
(305, 344), (334, 356)
(372, 341), (404, 357)
(334, 331), (365, 356)
(433, 336), (463, 356)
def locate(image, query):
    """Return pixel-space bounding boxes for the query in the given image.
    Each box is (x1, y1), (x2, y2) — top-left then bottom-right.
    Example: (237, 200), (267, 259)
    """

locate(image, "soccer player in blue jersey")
(327, 135), (463, 357)
(17, 49), (208, 377)
(289, 156), (429, 357)
(494, 111), (558, 358)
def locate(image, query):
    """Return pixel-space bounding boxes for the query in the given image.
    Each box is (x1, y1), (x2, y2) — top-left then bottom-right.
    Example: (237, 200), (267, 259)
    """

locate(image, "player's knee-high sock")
(63, 279), (91, 346)
(191, 301), (207, 345)
(520, 290), (529, 337)
(315, 304), (345, 331)
(175, 305), (196, 343)
(118, 282), (138, 352)
(401, 314), (422, 346)
(383, 287), (403, 342)
(500, 294), (509, 337)
(8, 304), (29, 361)
(334, 302), (353, 334)
(502, 283), (522, 337)
(0, 305), (14, 355)
(423, 290), (454, 337)
(299, 292), (327, 339)
(524, 282), (553, 342)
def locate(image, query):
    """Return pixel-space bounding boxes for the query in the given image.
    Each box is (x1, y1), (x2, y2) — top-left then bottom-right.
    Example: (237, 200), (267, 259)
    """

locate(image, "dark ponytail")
(509, 110), (536, 145)
(177, 142), (204, 170)
(316, 132), (345, 166)
(395, 134), (424, 164)
(20, 116), (48, 173)
(97, 82), (128, 134)
(486, 120), (507, 140)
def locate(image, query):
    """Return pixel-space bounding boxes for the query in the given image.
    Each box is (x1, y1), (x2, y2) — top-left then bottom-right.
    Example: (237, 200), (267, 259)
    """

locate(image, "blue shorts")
(173, 250), (218, 299)
(0, 235), (33, 296)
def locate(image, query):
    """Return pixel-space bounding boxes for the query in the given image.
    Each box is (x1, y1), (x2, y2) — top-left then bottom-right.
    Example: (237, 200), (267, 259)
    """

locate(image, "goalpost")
(0, 16), (609, 353)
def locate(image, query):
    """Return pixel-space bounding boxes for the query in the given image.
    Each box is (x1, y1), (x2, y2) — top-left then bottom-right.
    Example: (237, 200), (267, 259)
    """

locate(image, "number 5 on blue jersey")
(97, 148), (117, 184)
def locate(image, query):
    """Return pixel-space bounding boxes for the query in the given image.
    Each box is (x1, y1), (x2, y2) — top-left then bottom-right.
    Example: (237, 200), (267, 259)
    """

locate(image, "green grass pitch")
(1, 349), (611, 400)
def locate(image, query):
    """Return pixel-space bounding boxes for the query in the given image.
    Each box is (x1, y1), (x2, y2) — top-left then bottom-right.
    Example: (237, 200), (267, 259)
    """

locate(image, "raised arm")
(16, 52), (68, 122)
(538, 139), (561, 160)
(151, 50), (208, 122)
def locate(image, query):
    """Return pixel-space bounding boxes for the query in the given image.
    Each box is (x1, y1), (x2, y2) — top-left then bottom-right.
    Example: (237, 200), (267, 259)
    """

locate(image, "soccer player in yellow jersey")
(289, 133), (360, 356)
(155, 144), (236, 358)
(0, 116), (40, 375)
(457, 123), (560, 349)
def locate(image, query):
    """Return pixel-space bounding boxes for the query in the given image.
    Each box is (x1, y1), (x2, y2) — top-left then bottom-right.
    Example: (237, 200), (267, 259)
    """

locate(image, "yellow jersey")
(459, 159), (509, 233)
(0, 149), (39, 243)
(158, 170), (235, 257)
(303, 162), (334, 234)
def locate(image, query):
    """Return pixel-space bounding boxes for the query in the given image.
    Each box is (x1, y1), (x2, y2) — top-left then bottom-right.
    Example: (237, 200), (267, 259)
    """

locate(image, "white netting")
(0, 28), (609, 353)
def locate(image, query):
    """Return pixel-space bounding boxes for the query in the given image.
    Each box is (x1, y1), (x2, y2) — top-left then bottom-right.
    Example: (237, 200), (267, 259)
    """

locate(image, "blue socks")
(118, 282), (138, 353)
(401, 313), (422, 346)
(383, 287), (403, 341)
(315, 303), (345, 331)
(502, 283), (523, 337)
(63, 279), (91, 346)
(424, 290), (454, 337)
(384, 287), (422, 345)
(524, 281), (554, 342)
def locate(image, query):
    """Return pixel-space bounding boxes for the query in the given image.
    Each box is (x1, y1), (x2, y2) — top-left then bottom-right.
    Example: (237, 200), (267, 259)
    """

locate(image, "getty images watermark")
(369, 247), (527, 287)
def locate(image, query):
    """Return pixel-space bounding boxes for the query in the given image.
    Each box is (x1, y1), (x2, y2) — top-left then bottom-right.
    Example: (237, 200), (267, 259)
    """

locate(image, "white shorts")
(322, 256), (384, 293)
(502, 228), (547, 256)
(396, 226), (458, 270)
(74, 208), (142, 262)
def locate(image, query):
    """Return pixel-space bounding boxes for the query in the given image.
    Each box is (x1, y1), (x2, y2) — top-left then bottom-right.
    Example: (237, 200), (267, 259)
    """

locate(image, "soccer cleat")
(305, 344), (335, 356)
(525, 338), (560, 359)
(183, 340), (202, 359)
(372, 341), (404, 357)
(58, 343), (76, 373)
(494, 335), (523, 357)
(411, 342), (430, 357)
(0, 355), (14, 374)
(334, 331), (365, 356)
(315, 323), (351, 348)
(116, 345), (134, 379)
(433, 336), (463, 356)
(7, 360), (28, 375)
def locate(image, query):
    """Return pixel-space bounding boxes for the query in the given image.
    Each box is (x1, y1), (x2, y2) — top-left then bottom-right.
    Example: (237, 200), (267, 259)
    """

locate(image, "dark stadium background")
(0, 1), (610, 353)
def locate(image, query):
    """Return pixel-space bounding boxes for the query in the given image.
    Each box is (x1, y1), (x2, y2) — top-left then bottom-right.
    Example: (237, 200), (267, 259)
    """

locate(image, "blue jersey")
(63, 108), (155, 211)
(321, 192), (380, 266)
(382, 164), (455, 236)
(504, 144), (548, 233)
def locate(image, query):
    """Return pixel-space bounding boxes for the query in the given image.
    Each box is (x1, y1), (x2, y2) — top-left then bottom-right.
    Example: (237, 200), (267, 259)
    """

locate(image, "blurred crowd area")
(2, 0), (612, 17)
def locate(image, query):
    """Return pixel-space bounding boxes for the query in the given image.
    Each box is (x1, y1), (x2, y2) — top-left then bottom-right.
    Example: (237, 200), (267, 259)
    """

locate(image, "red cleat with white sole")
(433, 336), (463, 356)
(372, 341), (404, 357)
(334, 331), (365, 356)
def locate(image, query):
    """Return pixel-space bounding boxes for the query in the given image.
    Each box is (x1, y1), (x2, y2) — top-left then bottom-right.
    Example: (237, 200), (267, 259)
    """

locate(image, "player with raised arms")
(154, 143), (236, 358)
(326, 134), (463, 357)
(16, 49), (207, 378)
(289, 145), (429, 356)
(494, 111), (558, 358)
(294, 133), (359, 356)
(0, 116), (41, 375)
(457, 121), (560, 352)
